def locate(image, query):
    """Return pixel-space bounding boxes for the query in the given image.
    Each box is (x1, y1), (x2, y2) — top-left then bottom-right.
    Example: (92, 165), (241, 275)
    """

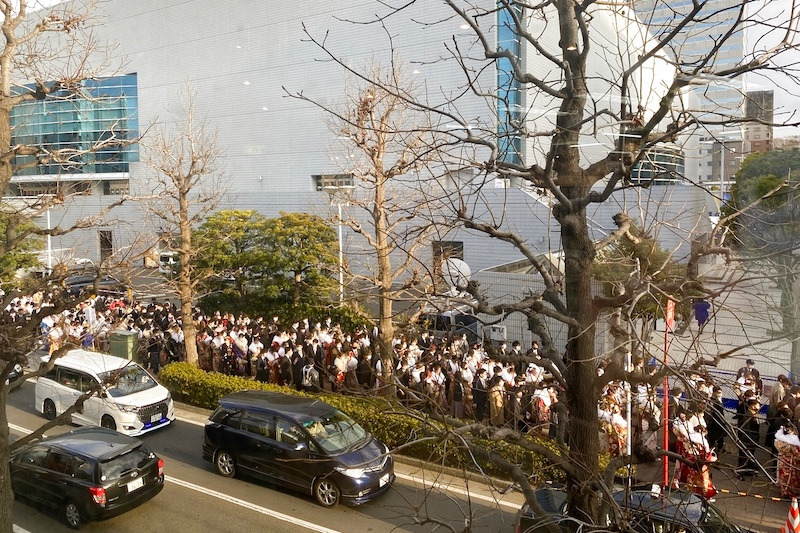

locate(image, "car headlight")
(118, 404), (139, 413)
(336, 466), (365, 478)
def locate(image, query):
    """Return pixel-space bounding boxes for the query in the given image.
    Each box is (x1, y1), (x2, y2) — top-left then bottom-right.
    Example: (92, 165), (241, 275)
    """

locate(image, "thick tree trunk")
(179, 280), (198, 365)
(560, 187), (601, 524)
(378, 287), (395, 398)
(178, 194), (198, 365)
(375, 185), (395, 398)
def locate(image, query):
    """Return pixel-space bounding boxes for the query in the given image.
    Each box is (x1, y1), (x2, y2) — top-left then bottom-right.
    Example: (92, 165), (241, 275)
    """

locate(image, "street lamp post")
(324, 185), (353, 306)
(46, 206), (52, 273)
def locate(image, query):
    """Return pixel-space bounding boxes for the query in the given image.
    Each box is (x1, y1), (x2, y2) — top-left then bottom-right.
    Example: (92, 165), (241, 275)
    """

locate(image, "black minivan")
(10, 427), (164, 529)
(203, 390), (395, 507)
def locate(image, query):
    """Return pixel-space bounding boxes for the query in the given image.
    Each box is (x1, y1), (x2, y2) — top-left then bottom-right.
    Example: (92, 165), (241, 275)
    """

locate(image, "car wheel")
(64, 501), (82, 529)
(314, 477), (340, 507)
(214, 450), (236, 478)
(43, 399), (57, 420)
(100, 415), (116, 431)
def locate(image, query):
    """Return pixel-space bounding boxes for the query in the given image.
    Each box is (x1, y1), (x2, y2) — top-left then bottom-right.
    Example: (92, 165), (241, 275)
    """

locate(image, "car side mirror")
(294, 441), (308, 452)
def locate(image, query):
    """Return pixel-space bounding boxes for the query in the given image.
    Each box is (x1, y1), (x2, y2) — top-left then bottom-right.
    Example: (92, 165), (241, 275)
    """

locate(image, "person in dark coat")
(706, 387), (727, 454)
(291, 348), (305, 391)
(472, 368), (489, 422)
(548, 387), (568, 446)
(737, 397), (762, 477)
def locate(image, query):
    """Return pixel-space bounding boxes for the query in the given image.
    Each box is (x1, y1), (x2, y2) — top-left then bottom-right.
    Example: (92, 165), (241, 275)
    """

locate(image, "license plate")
(151, 414), (162, 424)
(127, 477), (144, 492)
(380, 473), (390, 487)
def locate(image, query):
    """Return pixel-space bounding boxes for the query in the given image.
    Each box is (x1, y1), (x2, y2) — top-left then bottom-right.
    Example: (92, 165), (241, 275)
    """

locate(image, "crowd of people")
(5, 290), (800, 501)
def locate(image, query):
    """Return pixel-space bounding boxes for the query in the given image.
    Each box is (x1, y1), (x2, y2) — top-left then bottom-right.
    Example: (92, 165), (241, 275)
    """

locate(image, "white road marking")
(8, 423), (38, 436)
(10, 418), (520, 531)
(394, 472), (519, 510)
(13, 525), (33, 533)
(175, 414), (205, 427)
(9, 423), (340, 533)
(166, 476), (341, 533)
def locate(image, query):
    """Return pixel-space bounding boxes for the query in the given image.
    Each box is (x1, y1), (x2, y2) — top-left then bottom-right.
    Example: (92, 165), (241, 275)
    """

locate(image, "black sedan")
(10, 427), (164, 529)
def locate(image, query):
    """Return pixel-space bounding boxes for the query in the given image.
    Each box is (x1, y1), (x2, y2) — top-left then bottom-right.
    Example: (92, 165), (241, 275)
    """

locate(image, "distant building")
(634, 0), (747, 187)
(744, 90), (775, 154)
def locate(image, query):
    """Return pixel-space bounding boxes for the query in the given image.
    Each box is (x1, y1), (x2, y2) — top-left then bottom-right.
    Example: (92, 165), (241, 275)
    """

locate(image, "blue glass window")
(11, 73), (139, 176)
(497, 3), (522, 166)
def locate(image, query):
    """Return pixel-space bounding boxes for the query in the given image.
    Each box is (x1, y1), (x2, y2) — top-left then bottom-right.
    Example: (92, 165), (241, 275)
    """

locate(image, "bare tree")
(289, 59), (454, 394)
(299, 0), (800, 525)
(0, 2), (139, 530)
(143, 84), (227, 366)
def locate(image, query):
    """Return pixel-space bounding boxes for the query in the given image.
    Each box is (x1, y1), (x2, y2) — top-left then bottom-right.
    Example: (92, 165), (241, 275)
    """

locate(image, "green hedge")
(159, 362), (564, 483)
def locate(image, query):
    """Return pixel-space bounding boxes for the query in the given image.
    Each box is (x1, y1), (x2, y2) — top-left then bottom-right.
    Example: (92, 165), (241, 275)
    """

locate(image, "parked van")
(157, 251), (179, 275)
(203, 390), (394, 507)
(35, 349), (175, 436)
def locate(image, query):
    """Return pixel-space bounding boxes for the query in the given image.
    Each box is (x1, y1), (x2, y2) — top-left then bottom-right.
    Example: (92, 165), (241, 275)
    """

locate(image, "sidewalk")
(634, 448), (787, 533)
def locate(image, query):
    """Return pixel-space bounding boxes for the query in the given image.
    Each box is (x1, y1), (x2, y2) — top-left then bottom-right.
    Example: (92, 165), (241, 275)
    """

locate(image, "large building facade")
(4, 1), (706, 276)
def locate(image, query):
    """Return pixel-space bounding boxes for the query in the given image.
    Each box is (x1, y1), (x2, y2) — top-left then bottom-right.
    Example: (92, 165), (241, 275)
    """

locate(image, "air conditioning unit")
(488, 325), (506, 341)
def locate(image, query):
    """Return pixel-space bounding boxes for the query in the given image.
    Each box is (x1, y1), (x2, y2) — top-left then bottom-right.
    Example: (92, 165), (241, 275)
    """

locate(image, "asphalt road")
(6, 380), (522, 533)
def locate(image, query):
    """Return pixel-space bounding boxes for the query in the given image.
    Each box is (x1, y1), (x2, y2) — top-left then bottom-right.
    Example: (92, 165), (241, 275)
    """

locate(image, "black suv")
(10, 427), (164, 529)
(203, 390), (395, 507)
(515, 484), (748, 533)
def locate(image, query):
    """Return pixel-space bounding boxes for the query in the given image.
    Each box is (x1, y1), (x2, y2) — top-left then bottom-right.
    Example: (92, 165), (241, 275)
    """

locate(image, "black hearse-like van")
(203, 390), (394, 507)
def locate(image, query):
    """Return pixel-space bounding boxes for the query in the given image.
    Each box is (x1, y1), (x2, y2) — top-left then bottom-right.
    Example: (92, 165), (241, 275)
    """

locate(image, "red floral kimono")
(673, 420), (717, 499)
(776, 428), (800, 498)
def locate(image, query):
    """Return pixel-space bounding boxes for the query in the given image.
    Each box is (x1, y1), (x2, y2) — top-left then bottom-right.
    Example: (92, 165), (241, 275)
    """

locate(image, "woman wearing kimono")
(673, 404), (718, 500)
(775, 423), (800, 499)
(488, 375), (506, 427)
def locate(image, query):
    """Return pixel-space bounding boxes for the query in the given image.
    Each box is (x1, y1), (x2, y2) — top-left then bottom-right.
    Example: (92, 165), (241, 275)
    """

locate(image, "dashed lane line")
(166, 476), (341, 533)
(176, 414), (205, 427)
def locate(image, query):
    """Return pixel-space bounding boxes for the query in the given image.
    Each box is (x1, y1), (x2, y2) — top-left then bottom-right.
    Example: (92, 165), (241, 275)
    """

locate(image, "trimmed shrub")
(158, 362), (565, 482)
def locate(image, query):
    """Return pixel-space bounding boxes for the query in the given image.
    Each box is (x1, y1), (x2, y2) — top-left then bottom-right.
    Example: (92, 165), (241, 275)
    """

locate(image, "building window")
(10, 181), (92, 197)
(99, 230), (113, 263)
(102, 180), (129, 196)
(630, 145), (685, 184)
(433, 241), (464, 262)
(497, 3), (523, 166)
(313, 173), (354, 191)
(11, 74), (139, 177)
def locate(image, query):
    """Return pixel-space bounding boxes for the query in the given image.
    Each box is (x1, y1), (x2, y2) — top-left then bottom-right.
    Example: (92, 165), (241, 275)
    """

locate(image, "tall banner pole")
(663, 299), (675, 489)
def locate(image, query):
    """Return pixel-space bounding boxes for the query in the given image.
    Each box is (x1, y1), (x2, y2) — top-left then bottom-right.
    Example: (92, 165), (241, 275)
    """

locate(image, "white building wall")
(28, 1), (687, 273)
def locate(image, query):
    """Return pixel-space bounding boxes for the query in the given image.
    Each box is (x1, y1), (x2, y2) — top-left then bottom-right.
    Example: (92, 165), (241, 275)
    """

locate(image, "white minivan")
(35, 349), (175, 436)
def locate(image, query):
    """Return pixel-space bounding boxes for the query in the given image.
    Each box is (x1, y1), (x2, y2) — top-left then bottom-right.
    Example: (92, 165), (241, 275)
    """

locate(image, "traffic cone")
(781, 497), (800, 533)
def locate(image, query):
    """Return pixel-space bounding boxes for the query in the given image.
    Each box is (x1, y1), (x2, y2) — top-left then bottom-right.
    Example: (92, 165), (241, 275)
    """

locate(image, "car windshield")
(100, 443), (155, 481)
(303, 409), (368, 454)
(99, 364), (158, 397)
(701, 502), (742, 533)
